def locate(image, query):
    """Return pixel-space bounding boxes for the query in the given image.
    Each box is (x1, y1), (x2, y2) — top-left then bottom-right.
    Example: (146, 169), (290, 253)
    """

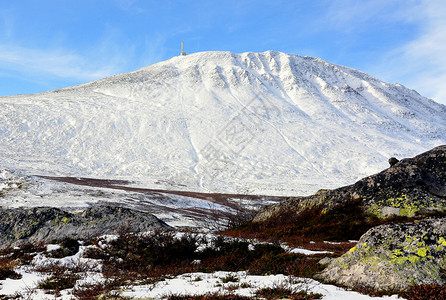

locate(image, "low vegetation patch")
(0, 256), (21, 280)
(47, 237), (80, 258)
(401, 284), (446, 300)
(165, 287), (323, 300)
(222, 198), (417, 251)
(166, 293), (252, 300)
(255, 286), (323, 299)
(83, 228), (327, 284)
(37, 274), (79, 291)
(0, 241), (46, 265)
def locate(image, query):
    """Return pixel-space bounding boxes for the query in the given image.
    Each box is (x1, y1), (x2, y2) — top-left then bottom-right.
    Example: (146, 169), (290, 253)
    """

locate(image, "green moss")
(62, 217), (69, 224)
(349, 247), (357, 252)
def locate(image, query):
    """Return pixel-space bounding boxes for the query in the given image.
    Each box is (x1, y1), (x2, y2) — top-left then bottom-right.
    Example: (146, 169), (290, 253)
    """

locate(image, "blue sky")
(1, 0), (445, 105)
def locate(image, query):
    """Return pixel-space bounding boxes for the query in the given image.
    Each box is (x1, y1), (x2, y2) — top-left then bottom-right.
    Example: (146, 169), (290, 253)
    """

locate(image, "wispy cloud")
(0, 22), (140, 87)
(369, 0), (446, 105)
(320, 0), (410, 33)
(0, 9), (15, 39)
(0, 45), (119, 82)
(113, 0), (148, 14)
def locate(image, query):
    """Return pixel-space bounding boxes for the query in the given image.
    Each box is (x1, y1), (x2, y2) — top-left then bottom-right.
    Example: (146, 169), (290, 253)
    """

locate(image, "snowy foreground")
(0, 271), (402, 299)
(0, 242), (401, 300)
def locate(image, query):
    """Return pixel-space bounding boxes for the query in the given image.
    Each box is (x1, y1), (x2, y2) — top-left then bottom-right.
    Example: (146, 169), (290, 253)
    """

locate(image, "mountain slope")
(1, 51), (446, 196)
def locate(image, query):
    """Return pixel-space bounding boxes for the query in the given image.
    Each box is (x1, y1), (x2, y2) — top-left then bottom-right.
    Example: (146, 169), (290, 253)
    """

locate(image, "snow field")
(1, 51), (445, 197)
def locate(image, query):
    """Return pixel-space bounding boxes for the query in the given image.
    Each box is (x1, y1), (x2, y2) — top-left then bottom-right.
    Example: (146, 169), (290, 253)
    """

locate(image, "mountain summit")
(1, 51), (446, 195)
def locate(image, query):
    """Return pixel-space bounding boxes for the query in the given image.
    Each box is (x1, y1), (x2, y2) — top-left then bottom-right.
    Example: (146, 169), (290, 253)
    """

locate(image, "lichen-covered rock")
(0, 206), (170, 247)
(317, 217), (446, 291)
(254, 145), (446, 222)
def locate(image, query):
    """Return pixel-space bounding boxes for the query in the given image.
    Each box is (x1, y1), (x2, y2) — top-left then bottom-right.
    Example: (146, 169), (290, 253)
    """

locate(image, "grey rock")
(317, 217), (446, 291)
(318, 257), (334, 265)
(388, 157), (399, 167)
(0, 206), (170, 247)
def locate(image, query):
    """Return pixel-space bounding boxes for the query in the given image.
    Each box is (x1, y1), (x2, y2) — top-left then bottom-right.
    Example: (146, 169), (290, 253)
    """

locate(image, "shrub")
(48, 237), (80, 258)
(0, 241), (46, 265)
(85, 230), (326, 285)
(166, 293), (252, 300)
(72, 283), (108, 299)
(0, 257), (21, 280)
(255, 286), (323, 299)
(220, 274), (239, 283)
(402, 284), (446, 300)
(88, 229), (200, 279)
(37, 274), (79, 290)
(248, 253), (325, 278)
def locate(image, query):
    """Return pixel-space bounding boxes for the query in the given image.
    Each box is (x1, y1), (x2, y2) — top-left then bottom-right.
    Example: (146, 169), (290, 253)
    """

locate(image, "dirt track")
(38, 175), (288, 211)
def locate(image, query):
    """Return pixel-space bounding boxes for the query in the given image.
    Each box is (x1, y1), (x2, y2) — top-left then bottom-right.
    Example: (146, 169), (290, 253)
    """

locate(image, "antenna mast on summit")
(181, 41), (187, 56)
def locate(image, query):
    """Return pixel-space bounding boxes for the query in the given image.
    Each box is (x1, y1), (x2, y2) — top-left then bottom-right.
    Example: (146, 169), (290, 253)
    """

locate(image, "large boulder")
(254, 145), (446, 222)
(0, 206), (170, 246)
(317, 217), (446, 291)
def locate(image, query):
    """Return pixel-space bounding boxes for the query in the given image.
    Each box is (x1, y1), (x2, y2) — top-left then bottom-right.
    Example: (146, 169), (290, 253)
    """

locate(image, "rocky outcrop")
(318, 217), (446, 291)
(0, 206), (170, 246)
(254, 145), (446, 222)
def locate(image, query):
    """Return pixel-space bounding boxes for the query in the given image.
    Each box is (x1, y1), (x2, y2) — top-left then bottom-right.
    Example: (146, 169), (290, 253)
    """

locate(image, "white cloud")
(0, 45), (118, 81)
(321, 0), (410, 33)
(113, 0), (147, 14)
(0, 23), (137, 87)
(370, 0), (446, 105)
(0, 9), (14, 38)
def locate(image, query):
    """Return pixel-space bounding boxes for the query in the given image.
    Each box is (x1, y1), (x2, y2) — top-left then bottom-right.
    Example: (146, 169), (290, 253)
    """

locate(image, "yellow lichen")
(438, 237), (446, 247)
(417, 248), (428, 257)
(393, 256), (409, 265)
(392, 249), (403, 258)
(409, 256), (421, 263)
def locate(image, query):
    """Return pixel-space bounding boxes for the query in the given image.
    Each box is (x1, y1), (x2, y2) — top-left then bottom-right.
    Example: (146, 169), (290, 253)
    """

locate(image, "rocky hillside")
(249, 145), (446, 292)
(0, 206), (169, 247)
(254, 145), (446, 222)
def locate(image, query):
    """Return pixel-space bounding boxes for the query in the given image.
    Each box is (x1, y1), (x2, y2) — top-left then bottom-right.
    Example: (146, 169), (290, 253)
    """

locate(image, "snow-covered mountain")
(1, 50), (446, 196)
